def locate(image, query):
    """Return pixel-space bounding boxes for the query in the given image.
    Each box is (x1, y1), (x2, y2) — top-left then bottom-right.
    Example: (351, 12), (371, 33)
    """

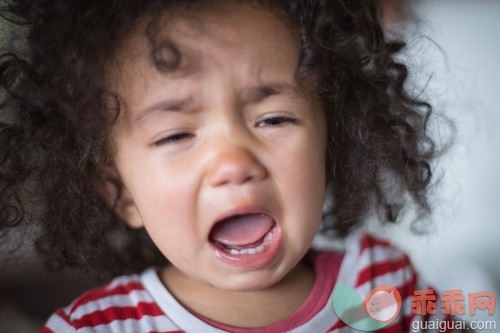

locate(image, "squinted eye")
(154, 132), (193, 147)
(256, 116), (298, 127)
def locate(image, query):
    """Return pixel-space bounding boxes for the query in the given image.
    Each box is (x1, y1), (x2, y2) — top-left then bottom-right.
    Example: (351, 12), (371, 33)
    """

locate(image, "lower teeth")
(227, 230), (273, 256)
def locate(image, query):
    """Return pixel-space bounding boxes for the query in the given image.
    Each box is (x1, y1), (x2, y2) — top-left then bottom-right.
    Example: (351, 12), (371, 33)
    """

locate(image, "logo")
(333, 285), (497, 331)
(332, 284), (402, 331)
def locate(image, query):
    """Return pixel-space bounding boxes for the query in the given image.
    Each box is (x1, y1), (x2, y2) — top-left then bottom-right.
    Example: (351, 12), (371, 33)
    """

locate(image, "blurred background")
(374, 0), (500, 330)
(1, 0), (499, 332)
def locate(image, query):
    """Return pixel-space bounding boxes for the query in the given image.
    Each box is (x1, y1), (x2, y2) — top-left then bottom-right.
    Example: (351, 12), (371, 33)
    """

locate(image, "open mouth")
(209, 213), (277, 256)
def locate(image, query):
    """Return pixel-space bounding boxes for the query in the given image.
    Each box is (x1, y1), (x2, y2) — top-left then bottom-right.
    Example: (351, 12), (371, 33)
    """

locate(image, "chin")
(209, 269), (287, 292)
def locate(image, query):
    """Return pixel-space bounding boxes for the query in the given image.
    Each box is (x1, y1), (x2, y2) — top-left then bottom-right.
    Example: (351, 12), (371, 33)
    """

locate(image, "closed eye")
(256, 116), (298, 127)
(153, 132), (194, 147)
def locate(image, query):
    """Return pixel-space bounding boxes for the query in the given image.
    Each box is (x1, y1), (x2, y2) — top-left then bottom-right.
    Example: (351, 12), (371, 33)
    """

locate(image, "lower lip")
(209, 224), (282, 269)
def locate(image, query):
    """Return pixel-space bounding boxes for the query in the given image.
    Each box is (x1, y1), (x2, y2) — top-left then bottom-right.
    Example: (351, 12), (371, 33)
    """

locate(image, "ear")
(114, 187), (144, 229)
(101, 166), (144, 229)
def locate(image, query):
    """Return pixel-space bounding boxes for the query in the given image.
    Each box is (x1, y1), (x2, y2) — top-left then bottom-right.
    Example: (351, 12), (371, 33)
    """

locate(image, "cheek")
(117, 151), (200, 224)
(276, 130), (326, 211)
(297, 126), (327, 215)
(140, 182), (200, 253)
(298, 122), (327, 188)
(140, 167), (199, 220)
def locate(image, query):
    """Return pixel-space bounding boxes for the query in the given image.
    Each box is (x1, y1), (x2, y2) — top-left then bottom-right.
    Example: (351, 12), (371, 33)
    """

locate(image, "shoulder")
(314, 230), (416, 287)
(313, 231), (419, 306)
(41, 271), (165, 332)
(336, 232), (464, 332)
(344, 231), (417, 289)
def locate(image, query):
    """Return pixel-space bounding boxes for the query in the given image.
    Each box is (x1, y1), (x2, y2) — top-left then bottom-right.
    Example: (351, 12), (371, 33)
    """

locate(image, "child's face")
(111, 2), (326, 291)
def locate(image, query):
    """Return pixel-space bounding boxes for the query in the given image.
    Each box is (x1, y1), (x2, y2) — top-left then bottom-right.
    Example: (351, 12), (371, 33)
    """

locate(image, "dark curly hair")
(0, 0), (434, 278)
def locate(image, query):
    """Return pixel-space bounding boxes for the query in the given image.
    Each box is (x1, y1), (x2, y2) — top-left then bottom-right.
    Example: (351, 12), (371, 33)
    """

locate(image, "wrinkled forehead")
(106, 1), (300, 92)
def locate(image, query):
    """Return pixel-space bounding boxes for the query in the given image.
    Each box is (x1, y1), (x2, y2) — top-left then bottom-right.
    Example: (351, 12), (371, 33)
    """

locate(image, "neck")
(161, 259), (315, 328)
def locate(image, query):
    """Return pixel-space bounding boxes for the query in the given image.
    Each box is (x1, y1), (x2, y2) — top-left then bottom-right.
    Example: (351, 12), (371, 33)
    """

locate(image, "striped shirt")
(42, 232), (456, 332)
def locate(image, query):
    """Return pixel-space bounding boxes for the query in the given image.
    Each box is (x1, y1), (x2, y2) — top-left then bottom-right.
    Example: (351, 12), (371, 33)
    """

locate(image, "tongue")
(210, 213), (274, 247)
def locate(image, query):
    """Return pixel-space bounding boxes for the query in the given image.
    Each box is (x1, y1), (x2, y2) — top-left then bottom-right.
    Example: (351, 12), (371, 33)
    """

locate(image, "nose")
(206, 144), (267, 187)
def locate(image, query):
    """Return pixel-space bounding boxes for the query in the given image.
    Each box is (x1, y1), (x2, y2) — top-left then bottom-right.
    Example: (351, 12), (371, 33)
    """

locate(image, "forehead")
(103, 1), (314, 134)
(165, 1), (297, 48)
(109, 1), (300, 92)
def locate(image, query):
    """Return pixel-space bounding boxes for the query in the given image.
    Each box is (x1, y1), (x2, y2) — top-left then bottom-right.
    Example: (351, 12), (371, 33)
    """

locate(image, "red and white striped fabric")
(42, 232), (456, 332)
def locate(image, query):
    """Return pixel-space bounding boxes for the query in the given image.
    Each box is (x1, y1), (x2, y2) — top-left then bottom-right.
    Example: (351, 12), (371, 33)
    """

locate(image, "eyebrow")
(134, 97), (193, 124)
(241, 81), (306, 104)
(133, 81), (305, 124)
